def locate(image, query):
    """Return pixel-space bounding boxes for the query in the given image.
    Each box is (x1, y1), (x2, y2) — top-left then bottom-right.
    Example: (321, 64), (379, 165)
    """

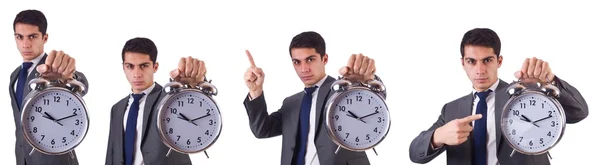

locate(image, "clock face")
(22, 89), (89, 154)
(158, 90), (222, 153)
(501, 92), (564, 154)
(327, 89), (390, 151)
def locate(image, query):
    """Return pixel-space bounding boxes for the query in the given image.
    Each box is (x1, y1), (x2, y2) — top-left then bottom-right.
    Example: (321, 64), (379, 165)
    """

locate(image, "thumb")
(339, 66), (350, 76)
(514, 71), (523, 79)
(170, 69), (180, 79)
(36, 64), (49, 73)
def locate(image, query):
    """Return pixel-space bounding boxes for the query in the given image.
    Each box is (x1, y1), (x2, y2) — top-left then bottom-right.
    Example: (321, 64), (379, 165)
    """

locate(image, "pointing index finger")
(246, 50), (256, 68)
(459, 114), (482, 124)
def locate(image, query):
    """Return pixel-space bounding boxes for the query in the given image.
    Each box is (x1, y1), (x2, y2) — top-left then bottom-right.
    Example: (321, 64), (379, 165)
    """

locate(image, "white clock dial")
(328, 89), (390, 150)
(159, 90), (222, 153)
(502, 92), (564, 154)
(22, 89), (89, 154)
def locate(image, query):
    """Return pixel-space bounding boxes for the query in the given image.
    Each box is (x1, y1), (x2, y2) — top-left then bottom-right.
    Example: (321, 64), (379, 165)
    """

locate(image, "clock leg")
(69, 151), (75, 159)
(372, 148), (378, 156)
(334, 146), (341, 154)
(204, 150), (210, 159)
(165, 148), (173, 157)
(547, 152), (553, 160)
(29, 148), (36, 156)
(510, 149), (516, 157)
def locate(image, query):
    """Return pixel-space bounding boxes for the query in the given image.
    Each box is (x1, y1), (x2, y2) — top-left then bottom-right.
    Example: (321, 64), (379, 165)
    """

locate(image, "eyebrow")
(124, 62), (152, 65)
(464, 55), (496, 60)
(292, 55), (318, 61)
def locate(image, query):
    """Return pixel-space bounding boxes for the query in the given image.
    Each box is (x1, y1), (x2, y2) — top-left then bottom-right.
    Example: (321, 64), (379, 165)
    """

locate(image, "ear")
(153, 62), (159, 73)
(497, 55), (503, 68)
(322, 54), (328, 65)
(42, 33), (48, 43)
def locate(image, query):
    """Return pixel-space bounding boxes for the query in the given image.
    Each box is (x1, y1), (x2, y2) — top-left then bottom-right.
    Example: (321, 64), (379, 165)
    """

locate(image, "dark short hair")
(460, 28), (501, 57)
(289, 31), (326, 58)
(121, 37), (158, 63)
(13, 9), (48, 35)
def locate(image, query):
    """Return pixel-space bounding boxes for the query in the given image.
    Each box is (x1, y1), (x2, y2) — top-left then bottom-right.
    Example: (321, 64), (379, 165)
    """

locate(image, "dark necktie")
(124, 93), (145, 165)
(295, 86), (318, 165)
(473, 89), (492, 165)
(16, 62), (33, 109)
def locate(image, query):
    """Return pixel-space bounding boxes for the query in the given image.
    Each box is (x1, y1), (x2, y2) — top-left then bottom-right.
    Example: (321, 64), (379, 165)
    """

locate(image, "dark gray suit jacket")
(9, 54), (89, 165)
(409, 77), (589, 165)
(243, 75), (387, 165)
(105, 82), (192, 165)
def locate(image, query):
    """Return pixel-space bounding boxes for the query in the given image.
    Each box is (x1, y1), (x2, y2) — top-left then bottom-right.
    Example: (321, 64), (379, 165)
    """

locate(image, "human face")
(14, 23), (47, 61)
(123, 52), (158, 93)
(462, 45), (503, 92)
(291, 48), (328, 87)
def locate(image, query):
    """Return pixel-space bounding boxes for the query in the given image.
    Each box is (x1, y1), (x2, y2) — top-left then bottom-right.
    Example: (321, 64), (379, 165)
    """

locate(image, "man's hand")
(244, 50), (265, 99)
(170, 56), (207, 86)
(514, 57), (555, 84)
(432, 114), (483, 148)
(339, 53), (376, 83)
(36, 50), (76, 81)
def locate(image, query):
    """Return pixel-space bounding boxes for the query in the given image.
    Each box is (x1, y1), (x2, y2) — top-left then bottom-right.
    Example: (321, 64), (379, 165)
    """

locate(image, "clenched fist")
(36, 50), (76, 81)
(170, 56), (207, 86)
(339, 53), (376, 83)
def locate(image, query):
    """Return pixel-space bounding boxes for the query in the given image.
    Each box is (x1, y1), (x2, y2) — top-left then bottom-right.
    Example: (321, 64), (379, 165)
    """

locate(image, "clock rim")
(324, 86), (391, 152)
(20, 87), (90, 155)
(500, 90), (566, 155)
(156, 88), (223, 154)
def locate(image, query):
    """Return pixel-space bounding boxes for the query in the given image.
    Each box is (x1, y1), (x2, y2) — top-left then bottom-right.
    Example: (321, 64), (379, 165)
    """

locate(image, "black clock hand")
(55, 114), (77, 122)
(359, 110), (379, 120)
(347, 111), (366, 123)
(178, 113), (198, 126)
(532, 116), (552, 124)
(43, 112), (63, 126)
(520, 115), (539, 127)
(191, 113), (211, 122)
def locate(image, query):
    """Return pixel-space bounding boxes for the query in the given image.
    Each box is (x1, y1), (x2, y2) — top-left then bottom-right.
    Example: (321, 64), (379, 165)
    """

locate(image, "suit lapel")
(495, 80), (509, 151)
(23, 54), (47, 101)
(141, 83), (163, 146)
(115, 97), (129, 161)
(314, 76), (335, 137)
(459, 93), (475, 164)
(9, 68), (19, 108)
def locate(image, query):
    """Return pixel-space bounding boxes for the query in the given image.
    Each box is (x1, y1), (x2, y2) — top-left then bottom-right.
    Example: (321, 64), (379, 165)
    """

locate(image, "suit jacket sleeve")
(409, 103), (448, 164)
(73, 71), (89, 97)
(243, 92), (287, 138)
(105, 103), (117, 165)
(553, 76), (589, 123)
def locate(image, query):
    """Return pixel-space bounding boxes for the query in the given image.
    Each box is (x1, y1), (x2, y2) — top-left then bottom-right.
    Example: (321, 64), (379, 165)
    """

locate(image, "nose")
(475, 62), (486, 75)
(21, 39), (32, 49)
(300, 63), (310, 73)
(132, 67), (143, 78)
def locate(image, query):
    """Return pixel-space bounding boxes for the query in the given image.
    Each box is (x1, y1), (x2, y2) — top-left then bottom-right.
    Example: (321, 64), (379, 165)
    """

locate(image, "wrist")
(249, 88), (263, 99)
(432, 128), (444, 148)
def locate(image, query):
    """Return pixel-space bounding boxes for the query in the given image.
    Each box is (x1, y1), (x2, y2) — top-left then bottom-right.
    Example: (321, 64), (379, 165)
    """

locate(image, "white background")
(0, 1), (597, 165)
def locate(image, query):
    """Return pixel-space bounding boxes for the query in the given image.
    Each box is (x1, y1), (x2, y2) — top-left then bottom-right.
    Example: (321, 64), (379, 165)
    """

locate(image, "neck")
(305, 74), (326, 87)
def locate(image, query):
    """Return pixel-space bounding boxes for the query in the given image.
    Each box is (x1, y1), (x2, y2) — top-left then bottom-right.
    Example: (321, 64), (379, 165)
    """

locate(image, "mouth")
(301, 75), (313, 81)
(133, 81), (145, 85)
(22, 51), (33, 55)
(475, 78), (488, 83)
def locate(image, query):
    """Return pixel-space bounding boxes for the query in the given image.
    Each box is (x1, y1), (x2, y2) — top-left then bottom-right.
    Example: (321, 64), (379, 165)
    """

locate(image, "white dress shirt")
(471, 79), (500, 165)
(123, 83), (156, 165)
(304, 75), (328, 165)
(14, 53), (44, 92)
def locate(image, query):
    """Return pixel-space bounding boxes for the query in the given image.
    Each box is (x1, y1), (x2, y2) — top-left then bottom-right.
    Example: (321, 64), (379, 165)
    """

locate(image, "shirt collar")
(25, 52), (45, 67)
(131, 82), (156, 96)
(472, 78), (500, 97)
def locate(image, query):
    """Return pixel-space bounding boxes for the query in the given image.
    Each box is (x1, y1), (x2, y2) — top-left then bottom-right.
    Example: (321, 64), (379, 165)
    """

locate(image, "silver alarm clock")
(20, 76), (90, 158)
(500, 79), (565, 159)
(156, 79), (222, 158)
(324, 76), (390, 155)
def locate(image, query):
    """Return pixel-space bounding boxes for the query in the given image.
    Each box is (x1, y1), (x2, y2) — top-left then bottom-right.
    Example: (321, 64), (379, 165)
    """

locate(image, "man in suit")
(105, 37), (207, 165)
(409, 28), (589, 165)
(243, 31), (386, 165)
(10, 9), (90, 165)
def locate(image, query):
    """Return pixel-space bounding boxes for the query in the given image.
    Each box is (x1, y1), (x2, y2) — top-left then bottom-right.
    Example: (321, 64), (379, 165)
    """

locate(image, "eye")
(484, 59), (491, 63)
(15, 36), (22, 40)
(308, 58), (314, 62)
(293, 60), (299, 65)
(29, 36), (36, 39)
